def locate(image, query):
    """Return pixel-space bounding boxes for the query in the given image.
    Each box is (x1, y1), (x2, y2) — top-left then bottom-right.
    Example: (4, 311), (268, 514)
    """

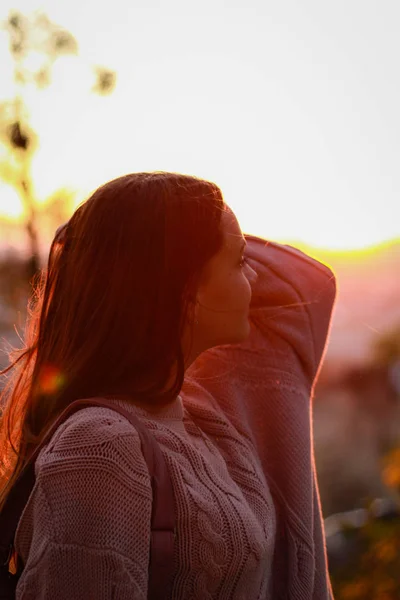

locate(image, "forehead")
(221, 208), (244, 250)
(199, 207), (244, 284)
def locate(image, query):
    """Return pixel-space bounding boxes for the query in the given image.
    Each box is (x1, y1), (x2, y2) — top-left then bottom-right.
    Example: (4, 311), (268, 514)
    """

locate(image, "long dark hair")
(0, 171), (227, 510)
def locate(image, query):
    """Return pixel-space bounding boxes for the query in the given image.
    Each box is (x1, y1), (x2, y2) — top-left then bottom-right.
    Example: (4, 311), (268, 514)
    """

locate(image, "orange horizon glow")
(0, 179), (398, 256)
(1, 3), (399, 257)
(1, 187), (398, 259)
(286, 237), (400, 273)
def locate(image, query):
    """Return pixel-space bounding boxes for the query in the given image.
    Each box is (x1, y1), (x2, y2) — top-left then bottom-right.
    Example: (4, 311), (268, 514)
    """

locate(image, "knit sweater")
(14, 234), (337, 599)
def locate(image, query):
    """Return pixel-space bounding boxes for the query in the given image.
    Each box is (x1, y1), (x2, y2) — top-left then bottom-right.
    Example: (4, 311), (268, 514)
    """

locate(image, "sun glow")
(0, 1), (399, 254)
(0, 186), (24, 222)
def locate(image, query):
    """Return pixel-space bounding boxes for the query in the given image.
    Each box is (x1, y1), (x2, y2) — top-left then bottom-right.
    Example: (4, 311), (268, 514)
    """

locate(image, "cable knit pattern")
(15, 396), (276, 599)
(13, 235), (337, 599)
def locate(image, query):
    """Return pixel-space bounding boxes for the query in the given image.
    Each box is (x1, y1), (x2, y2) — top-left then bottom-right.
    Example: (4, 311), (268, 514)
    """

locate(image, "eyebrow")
(239, 239), (247, 253)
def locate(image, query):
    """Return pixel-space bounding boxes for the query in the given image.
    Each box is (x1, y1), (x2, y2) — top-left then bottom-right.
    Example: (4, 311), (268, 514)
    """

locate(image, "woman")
(0, 171), (337, 598)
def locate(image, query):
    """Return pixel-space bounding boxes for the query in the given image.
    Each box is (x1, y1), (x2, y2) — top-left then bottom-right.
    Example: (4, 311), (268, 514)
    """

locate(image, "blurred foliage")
(92, 65), (117, 96)
(373, 323), (400, 367)
(0, 249), (30, 327)
(330, 510), (400, 599)
(382, 448), (400, 490)
(330, 326), (400, 599)
(0, 9), (116, 283)
(4, 10), (78, 87)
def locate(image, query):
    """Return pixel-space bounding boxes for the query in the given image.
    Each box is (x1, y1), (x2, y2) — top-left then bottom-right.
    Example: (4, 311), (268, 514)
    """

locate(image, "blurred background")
(0, 1), (399, 597)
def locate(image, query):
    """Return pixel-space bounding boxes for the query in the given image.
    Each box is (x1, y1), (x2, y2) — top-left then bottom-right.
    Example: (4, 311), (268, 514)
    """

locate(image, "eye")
(239, 256), (248, 269)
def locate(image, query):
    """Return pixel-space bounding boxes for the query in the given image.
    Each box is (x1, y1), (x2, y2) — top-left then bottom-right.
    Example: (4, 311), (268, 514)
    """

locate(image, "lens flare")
(37, 364), (66, 395)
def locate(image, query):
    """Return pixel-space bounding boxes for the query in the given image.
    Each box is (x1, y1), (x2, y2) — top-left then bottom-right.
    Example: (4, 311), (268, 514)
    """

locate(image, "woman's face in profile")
(185, 206), (258, 361)
(141, 204), (259, 401)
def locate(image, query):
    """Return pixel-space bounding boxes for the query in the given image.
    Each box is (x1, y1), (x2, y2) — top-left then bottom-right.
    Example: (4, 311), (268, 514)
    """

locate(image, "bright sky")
(0, 0), (399, 250)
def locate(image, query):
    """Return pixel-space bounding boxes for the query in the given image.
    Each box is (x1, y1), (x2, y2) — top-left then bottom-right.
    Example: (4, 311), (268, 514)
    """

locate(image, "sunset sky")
(0, 0), (399, 251)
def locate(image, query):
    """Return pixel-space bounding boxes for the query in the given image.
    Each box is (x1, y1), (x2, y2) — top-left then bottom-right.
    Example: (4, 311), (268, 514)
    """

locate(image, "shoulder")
(35, 405), (148, 482)
(19, 405), (153, 553)
(15, 406), (153, 591)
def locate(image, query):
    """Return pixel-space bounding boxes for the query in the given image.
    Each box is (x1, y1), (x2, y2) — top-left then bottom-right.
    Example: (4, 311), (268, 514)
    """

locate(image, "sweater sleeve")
(243, 234), (337, 386)
(14, 408), (153, 600)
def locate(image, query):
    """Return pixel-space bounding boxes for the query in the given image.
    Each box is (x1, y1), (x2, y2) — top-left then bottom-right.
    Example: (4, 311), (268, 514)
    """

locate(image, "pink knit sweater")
(14, 235), (337, 599)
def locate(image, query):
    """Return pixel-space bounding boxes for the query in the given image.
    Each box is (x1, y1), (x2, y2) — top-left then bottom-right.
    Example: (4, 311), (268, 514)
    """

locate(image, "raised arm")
(185, 234), (337, 404)
(243, 234), (337, 386)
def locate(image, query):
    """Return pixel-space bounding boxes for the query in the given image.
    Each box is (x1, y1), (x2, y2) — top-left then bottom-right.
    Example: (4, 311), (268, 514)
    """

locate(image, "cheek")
(198, 265), (251, 319)
(205, 281), (232, 306)
(215, 271), (251, 307)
